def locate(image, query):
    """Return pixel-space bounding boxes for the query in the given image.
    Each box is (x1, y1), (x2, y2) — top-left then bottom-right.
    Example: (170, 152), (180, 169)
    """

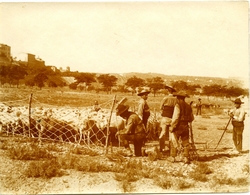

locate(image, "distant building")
(47, 65), (58, 72)
(16, 53), (45, 68)
(66, 66), (70, 72)
(0, 43), (11, 65)
(59, 66), (71, 72)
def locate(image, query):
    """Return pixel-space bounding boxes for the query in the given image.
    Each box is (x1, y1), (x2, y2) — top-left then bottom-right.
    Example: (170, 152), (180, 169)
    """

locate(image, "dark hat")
(137, 89), (150, 96)
(165, 85), (176, 92)
(173, 91), (190, 98)
(233, 98), (244, 104)
(116, 97), (129, 116)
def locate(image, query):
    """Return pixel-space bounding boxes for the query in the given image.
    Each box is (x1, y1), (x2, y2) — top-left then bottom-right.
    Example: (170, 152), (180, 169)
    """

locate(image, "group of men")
(115, 85), (194, 163)
(115, 85), (246, 163)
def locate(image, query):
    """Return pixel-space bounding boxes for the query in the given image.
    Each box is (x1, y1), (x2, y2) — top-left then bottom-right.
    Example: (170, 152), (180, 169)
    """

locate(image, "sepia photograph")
(0, 1), (249, 194)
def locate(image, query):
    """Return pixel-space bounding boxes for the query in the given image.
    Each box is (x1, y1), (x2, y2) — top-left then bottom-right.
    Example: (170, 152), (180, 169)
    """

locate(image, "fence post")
(105, 95), (116, 155)
(28, 93), (33, 138)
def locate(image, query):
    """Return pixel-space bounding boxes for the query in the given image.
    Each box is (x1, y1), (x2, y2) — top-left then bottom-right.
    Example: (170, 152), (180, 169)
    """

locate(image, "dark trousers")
(120, 133), (145, 156)
(233, 126), (244, 151)
(134, 133), (146, 156)
(196, 106), (201, 115)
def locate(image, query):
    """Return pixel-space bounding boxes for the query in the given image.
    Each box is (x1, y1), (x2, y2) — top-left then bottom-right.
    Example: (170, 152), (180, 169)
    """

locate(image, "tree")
(33, 73), (48, 89)
(0, 65), (8, 86)
(0, 65), (27, 87)
(125, 76), (145, 95)
(74, 73), (96, 91)
(69, 82), (78, 90)
(146, 76), (165, 96)
(48, 81), (57, 88)
(8, 65), (27, 88)
(202, 84), (224, 97)
(97, 74), (118, 94)
(75, 72), (96, 85)
(226, 86), (248, 98)
(171, 80), (189, 92)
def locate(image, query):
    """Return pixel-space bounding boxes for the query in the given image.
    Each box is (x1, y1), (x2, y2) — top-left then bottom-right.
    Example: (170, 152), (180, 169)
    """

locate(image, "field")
(0, 87), (249, 194)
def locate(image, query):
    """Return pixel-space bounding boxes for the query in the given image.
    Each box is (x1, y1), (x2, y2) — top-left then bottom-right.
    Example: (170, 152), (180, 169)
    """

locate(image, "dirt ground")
(0, 115), (249, 194)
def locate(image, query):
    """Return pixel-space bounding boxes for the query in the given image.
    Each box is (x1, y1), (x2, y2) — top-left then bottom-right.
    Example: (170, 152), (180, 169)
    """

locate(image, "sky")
(0, 1), (249, 82)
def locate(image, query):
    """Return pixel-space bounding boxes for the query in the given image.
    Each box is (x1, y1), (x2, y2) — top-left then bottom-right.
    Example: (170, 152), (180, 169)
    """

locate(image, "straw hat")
(137, 89), (150, 96)
(165, 85), (176, 92)
(173, 91), (190, 98)
(116, 97), (129, 116)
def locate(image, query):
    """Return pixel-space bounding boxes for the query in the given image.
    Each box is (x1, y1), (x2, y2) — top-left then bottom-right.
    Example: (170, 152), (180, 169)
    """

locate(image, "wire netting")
(0, 93), (121, 148)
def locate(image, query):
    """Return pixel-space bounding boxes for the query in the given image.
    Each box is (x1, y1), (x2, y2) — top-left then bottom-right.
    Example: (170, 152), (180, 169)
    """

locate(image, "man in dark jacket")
(169, 91), (194, 164)
(115, 98), (146, 157)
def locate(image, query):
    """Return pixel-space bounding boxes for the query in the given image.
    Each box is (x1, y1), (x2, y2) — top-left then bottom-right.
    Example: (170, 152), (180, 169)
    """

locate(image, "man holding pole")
(229, 98), (246, 153)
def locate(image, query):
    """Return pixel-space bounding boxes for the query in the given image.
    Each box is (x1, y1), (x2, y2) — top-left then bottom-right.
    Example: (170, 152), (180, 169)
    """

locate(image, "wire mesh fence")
(0, 93), (162, 156)
(0, 94), (116, 146)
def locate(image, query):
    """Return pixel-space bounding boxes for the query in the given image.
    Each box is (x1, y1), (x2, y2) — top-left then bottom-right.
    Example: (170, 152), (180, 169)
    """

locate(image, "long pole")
(28, 93), (33, 138)
(105, 95), (116, 155)
(189, 122), (199, 160)
(215, 117), (232, 149)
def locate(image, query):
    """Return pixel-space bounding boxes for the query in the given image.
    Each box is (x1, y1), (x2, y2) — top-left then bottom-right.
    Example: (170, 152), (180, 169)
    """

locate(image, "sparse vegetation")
(7, 142), (53, 160)
(211, 174), (249, 186)
(24, 158), (63, 178)
(0, 88), (249, 193)
(189, 162), (212, 182)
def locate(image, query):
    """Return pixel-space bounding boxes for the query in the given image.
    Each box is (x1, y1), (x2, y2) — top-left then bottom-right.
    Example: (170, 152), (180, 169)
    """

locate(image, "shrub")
(24, 158), (63, 178)
(0, 139), (9, 150)
(120, 179), (135, 193)
(106, 152), (127, 163)
(211, 174), (249, 186)
(70, 146), (99, 156)
(173, 178), (194, 190)
(242, 163), (250, 174)
(189, 162), (212, 182)
(7, 143), (53, 160)
(69, 82), (77, 90)
(153, 172), (172, 189)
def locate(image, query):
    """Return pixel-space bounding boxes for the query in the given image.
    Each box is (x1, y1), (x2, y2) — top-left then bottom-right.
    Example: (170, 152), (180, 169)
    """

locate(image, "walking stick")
(214, 117), (232, 149)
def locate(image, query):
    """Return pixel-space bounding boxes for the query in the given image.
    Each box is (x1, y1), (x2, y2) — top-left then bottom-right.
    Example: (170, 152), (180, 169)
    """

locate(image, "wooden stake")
(28, 93), (33, 138)
(105, 95), (116, 155)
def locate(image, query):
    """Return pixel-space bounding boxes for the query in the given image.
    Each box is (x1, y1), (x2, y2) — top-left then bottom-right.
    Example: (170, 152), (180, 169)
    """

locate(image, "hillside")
(108, 72), (245, 88)
(60, 72), (246, 88)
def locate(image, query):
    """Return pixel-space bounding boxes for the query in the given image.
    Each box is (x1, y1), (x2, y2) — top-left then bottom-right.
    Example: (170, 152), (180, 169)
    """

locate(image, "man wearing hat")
(115, 98), (146, 157)
(229, 98), (246, 153)
(137, 89), (151, 129)
(196, 98), (202, 116)
(159, 85), (177, 152)
(169, 91), (194, 164)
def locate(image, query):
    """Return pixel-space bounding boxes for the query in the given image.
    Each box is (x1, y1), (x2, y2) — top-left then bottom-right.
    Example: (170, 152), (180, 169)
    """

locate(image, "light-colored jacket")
(230, 107), (246, 122)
